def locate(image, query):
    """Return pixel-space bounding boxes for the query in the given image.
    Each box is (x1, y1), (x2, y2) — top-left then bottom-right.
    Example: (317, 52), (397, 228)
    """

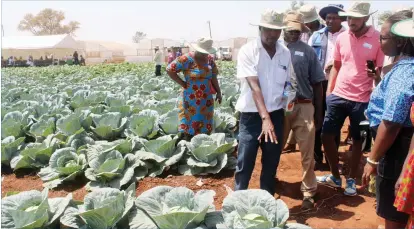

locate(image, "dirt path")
(1, 124), (384, 228)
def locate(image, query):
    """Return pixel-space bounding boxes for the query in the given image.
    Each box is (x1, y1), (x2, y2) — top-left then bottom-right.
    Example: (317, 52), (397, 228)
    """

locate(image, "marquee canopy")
(2, 34), (79, 50)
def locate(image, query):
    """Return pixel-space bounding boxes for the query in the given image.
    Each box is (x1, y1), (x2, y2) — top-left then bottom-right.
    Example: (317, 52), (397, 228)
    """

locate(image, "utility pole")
(207, 21), (212, 38)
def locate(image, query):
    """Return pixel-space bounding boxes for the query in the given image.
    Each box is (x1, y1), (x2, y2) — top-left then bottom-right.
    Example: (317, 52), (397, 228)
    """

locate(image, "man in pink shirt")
(167, 48), (176, 64)
(317, 2), (385, 196)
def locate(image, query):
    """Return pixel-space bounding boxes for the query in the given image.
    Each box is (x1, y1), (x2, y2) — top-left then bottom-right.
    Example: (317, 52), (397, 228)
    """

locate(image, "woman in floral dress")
(166, 38), (222, 138)
(394, 103), (414, 229)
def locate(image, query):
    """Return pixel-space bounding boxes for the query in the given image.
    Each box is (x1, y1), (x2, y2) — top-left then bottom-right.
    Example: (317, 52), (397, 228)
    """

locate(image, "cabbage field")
(1, 63), (311, 229)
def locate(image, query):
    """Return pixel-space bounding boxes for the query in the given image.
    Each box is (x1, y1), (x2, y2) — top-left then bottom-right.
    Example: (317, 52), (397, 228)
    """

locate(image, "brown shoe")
(301, 197), (315, 210)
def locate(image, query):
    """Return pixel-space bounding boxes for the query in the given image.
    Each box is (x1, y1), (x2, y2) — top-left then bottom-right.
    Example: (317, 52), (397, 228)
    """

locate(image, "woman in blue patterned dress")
(166, 38), (222, 139)
(362, 10), (414, 229)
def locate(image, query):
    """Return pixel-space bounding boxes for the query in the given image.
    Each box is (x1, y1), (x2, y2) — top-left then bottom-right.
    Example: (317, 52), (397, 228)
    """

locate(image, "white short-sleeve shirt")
(324, 27), (346, 70)
(235, 38), (293, 113)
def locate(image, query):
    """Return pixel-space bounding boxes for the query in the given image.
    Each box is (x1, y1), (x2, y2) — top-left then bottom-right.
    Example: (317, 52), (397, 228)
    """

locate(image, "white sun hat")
(250, 9), (288, 30)
(299, 4), (320, 24)
(391, 9), (414, 37)
(338, 1), (378, 18)
(190, 37), (216, 54)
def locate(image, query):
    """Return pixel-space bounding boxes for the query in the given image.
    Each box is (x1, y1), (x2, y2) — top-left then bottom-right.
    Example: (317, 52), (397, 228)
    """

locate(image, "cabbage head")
(220, 189), (312, 229)
(84, 145), (147, 190)
(38, 147), (87, 189)
(179, 133), (237, 175)
(129, 186), (220, 229)
(90, 112), (128, 140)
(60, 183), (136, 229)
(1, 189), (72, 229)
(134, 135), (186, 177)
(1, 136), (25, 166)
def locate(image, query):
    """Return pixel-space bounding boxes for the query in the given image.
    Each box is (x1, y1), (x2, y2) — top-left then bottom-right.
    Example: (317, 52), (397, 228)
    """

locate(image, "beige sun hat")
(190, 37), (216, 54)
(299, 4), (320, 24)
(250, 9), (288, 30)
(391, 9), (414, 37)
(338, 1), (378, 18)
(284, 11), (310, 33)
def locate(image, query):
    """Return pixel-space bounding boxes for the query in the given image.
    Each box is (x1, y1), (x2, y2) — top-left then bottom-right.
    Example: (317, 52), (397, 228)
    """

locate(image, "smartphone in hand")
(366, 60), (376, 74)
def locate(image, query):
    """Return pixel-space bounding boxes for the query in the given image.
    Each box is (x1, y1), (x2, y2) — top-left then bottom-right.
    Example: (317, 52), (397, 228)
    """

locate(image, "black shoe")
(301, 197), (315, 210)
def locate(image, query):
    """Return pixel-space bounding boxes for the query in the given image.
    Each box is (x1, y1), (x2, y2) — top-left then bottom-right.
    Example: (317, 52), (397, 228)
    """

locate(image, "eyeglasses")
(379, 35), (393, 41)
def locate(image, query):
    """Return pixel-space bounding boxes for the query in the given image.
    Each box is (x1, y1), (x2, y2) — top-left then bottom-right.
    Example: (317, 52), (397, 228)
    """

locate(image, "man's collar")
(284, 39), (301, 46)
(257, 38), (284, 55)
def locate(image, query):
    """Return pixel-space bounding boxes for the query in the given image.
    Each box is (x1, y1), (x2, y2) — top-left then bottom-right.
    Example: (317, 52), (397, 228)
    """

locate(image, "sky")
(1, 0), (413, 44)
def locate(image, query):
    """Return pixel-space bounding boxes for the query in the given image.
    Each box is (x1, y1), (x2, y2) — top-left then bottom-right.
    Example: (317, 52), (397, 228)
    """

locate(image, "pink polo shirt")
(332, 26), (385, 103)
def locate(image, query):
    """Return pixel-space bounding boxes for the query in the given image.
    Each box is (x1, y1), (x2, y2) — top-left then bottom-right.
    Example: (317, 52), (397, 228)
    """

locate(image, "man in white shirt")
(153, 46), (163, 76)
(235, 9), (294, 196)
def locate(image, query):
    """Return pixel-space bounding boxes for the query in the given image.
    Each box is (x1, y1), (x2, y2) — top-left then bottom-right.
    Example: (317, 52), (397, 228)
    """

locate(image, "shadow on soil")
(158, 168), (235, 179)
(277, 181), (364, 222)
(53, 175), (89, 192)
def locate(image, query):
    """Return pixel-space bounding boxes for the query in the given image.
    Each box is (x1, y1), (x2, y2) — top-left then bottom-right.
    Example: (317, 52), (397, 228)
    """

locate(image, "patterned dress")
(394, 103), (414, 229)
(166, 52), (218, 135)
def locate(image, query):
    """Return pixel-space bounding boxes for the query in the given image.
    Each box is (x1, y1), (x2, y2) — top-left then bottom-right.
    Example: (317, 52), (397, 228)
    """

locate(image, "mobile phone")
(366, 60), (376, 74)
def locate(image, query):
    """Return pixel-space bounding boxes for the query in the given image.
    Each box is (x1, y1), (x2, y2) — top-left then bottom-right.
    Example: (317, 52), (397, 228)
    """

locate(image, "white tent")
(2, 34), (81, 59)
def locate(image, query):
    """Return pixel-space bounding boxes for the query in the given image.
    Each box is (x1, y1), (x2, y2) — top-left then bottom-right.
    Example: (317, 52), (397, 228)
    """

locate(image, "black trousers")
(372, 127), (412, 223)
(235, 109), (284, 195)
(155, 65), (161, 76)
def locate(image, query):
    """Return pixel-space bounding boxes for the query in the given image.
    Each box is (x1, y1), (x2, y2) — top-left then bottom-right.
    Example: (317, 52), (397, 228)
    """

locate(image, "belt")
(294, 99), (313, 104)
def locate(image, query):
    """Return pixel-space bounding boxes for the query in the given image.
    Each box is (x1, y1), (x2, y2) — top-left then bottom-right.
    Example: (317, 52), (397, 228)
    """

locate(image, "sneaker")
(344, 178), (357, 196)
(316, 174), (342, 188)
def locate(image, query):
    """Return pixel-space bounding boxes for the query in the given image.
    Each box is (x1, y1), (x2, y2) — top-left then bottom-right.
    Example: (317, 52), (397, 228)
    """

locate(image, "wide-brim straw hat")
(190, 37), (216, 54)
(284, 11), (310, 33)
(299, 4), (320, 24)
(338, 1), (378, 18)
(319, 4), (347, 21)
(391, 10), (414, 37)
(250, 9), (289, 30)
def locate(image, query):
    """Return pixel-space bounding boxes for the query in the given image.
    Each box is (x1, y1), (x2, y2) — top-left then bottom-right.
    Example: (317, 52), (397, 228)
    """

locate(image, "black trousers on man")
(235, 109), (284, 195)
(155, 65), (161, 76)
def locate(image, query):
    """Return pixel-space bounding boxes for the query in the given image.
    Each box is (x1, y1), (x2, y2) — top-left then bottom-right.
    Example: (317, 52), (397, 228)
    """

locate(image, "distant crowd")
(1, 51), (85, 68)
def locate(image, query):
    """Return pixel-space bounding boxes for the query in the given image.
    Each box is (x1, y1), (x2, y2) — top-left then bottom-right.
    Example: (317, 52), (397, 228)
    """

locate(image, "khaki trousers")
(283, 103), (317, 197)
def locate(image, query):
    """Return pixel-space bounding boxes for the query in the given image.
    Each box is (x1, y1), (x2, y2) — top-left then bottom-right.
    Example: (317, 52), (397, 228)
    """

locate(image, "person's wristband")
(367, 157), (379, 166)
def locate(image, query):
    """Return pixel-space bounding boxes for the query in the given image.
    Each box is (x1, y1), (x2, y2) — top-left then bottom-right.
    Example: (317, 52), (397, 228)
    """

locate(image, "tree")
(287, 0), (305, 12)
(377, 11), (393, 26)
(377, 7), (413, 26)
(18, 8), (80, 35)
(132, 31), (147, 43)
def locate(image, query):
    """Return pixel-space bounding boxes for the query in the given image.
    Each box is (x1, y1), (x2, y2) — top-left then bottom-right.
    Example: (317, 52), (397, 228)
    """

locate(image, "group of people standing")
(163, 2), (414, 228)
(153, 46), (182, 76)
